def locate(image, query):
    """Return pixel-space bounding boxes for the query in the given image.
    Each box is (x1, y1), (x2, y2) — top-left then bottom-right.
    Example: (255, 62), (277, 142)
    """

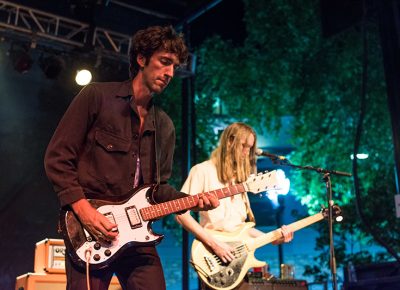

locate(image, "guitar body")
(191, 209), (336, 290)
(191, 223), (266, 290)
(59, 185), (163, 270)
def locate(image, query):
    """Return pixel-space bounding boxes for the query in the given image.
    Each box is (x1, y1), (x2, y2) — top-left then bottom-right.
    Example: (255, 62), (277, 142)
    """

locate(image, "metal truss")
(0, 0), (131, 61)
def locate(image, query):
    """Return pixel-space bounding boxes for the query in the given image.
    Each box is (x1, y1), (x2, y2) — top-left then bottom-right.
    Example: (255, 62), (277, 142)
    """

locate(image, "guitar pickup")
(125, 206), (142, 229)
(103, 212), (117, 232)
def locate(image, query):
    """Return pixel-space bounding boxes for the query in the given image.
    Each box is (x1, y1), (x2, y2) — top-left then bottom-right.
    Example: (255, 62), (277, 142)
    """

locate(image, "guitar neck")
(140, 183), (246, 221)
(252, 213), (324, 250)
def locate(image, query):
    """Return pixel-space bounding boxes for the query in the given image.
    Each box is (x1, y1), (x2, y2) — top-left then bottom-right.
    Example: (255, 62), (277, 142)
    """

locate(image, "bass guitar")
(191, 205), (341, 290)
(59, 170), (289, 269)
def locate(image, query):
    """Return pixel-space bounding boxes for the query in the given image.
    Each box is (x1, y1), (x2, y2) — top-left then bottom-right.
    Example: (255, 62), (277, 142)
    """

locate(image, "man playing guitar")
(45, 25), (219, 290)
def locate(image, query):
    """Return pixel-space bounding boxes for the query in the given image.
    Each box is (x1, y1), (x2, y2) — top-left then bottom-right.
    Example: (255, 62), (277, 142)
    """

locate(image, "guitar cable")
(85, 248), (92, 290)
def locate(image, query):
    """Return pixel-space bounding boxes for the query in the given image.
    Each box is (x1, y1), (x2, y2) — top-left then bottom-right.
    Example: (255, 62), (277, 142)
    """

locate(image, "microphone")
(255, 148), (287, 161)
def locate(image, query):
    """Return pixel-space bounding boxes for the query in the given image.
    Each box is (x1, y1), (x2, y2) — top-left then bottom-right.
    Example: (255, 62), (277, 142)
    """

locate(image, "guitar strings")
(100, 207), (175, 221)
(212, 244), (247, 264)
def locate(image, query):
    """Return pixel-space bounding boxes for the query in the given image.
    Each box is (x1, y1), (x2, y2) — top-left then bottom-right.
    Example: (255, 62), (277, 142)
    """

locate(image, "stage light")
(274, 169), (290, 195)
(336, 215), (344, 222)
(39, 55), (66, 79)
(264, 169), (290, 207)
(9, 44), (33, 74)
(350, 153), (369, 160)
(75, 69), (92, 86)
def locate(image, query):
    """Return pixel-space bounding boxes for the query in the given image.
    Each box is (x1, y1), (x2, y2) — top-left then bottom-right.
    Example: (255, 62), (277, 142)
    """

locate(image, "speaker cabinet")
(15, 272), (122, 290)
(34, 238), (66, 274)
(343, 261), (400, 290)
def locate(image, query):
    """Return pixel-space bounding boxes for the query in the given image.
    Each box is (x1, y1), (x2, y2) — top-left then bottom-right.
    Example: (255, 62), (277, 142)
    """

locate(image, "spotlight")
(9, 44), (33, 74)
(350, 153), (369, 160)
(75, 69), (92, 86)
(263, 169), (290, 207)
(39, 55), (66, 79)
(336, 215), (344, 222)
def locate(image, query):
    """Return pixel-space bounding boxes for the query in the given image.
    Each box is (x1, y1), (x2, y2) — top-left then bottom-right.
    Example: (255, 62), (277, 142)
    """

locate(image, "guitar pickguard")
(197, 241), (248, 288)
(207, 255), (247, 288)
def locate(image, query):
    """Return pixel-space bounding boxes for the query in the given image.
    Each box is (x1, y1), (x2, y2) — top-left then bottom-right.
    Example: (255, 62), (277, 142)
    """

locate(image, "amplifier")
(248, 279), (308, 290)
(15, 272), (122, 290)
(34, 238), (66, 274)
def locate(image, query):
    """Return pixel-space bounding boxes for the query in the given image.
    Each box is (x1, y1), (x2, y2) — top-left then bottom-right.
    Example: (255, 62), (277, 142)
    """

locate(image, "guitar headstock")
(245, 169), (290, 194)
(321, 205), (343, 221)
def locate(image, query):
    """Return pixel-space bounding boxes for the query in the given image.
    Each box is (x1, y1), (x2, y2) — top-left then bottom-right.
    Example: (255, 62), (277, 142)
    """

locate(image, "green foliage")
(154, 78), (182, 190)
(159, 0), (399, 280)
(164, 0), (399, 281)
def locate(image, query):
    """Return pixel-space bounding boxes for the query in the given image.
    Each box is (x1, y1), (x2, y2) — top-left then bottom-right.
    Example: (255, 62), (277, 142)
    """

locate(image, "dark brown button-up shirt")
(44, 79), (186, 207)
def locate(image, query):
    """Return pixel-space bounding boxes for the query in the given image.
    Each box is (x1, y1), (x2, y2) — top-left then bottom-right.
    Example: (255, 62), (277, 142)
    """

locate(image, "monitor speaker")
(248, 279), (308, 290)
(15, 272), (122, 290)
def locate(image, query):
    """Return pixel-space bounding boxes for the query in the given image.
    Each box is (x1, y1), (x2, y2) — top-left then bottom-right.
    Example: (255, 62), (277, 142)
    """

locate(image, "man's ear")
(137, 54), (146, 68)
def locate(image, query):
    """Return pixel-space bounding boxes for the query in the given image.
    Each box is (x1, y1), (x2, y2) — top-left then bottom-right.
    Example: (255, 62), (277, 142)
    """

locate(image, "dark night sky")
(187, 0), (246, 47)
(9, 0), (247, 47)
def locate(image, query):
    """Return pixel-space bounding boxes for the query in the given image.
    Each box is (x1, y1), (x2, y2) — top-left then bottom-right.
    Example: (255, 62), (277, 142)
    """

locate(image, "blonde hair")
(211, 122), (257, 184)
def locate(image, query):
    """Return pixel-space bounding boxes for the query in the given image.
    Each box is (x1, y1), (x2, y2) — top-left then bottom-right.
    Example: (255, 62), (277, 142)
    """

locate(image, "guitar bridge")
(103, 212), (117, 232)
(204, 256), (216, 272)
(83, 228), (93, 242)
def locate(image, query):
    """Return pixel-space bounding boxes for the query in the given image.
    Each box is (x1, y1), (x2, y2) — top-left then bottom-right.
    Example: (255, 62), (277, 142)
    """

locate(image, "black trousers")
(65, 246), (166, 290)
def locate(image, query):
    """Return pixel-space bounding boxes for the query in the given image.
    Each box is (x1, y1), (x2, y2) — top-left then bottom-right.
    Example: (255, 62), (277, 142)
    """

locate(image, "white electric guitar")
(191, 206), (341, 290)
(59, 170), (289, 269)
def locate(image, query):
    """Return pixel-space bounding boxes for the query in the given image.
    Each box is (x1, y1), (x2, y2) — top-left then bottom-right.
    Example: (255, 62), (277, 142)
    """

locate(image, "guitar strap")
(243, 192), (256, 223)
(152, 105), (161, 193)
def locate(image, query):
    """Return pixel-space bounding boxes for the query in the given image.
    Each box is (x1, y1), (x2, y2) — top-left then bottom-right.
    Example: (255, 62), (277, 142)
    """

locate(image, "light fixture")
(9, 43), (33, 74)
(264, 169), (290, 207)
(39, 54), (66, 79)
(75, 69), (92, 86)
(350, 153), (369, 160)
(335, 215), (344, 222)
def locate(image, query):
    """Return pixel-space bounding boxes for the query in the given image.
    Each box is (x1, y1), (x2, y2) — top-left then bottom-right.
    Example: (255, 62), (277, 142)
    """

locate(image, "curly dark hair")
(128, 25), (188, 78)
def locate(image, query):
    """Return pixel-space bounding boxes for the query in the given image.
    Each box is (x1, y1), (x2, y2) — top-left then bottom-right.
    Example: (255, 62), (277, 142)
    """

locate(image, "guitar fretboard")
(252, 212), (325, 250)
(140, 183), (246, 221)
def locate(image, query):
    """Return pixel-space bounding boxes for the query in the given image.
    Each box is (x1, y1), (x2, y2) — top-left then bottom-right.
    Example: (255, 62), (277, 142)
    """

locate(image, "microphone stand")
(265, 156), (351, 290)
